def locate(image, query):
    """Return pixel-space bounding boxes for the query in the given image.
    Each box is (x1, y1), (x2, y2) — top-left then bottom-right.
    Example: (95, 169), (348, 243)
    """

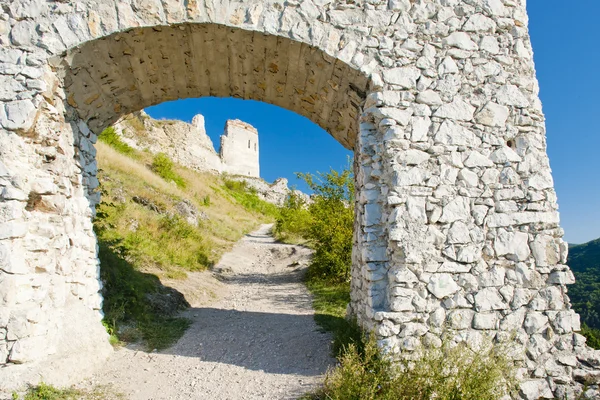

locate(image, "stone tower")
(220, 119), (260, 177)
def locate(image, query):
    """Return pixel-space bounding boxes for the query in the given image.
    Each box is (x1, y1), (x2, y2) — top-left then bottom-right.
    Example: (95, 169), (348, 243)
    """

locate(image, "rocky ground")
(77, 224), (334, 399)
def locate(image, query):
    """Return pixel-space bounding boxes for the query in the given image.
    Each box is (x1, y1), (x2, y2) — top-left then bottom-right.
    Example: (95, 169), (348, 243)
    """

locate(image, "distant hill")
(569, 238), (600, 273)
(568, 238), (600, 329)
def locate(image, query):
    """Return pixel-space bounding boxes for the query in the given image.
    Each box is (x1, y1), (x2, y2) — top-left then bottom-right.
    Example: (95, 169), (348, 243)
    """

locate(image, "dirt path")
(79, 224), (335, 399)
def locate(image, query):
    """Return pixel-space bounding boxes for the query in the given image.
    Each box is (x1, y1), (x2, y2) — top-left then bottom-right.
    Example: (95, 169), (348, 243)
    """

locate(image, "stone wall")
(220, 119), (260, 177)
(0, 0), (598, 398)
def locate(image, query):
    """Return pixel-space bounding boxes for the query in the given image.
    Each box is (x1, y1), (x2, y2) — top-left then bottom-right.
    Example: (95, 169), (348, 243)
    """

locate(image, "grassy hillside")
(567, 238), (600, 336)
(95, 133), (278, 350)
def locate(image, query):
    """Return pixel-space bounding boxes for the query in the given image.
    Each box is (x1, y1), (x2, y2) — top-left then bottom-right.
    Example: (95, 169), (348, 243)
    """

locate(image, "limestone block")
(482, 0), (508, 16)
(551, 311), (580, 334)
(496, 84), (530, 107)
(479, 36), (500, 54)
(530, 287), (564, 311)
(473, 312), (498, 329)
(427, 273), (460, 299)
(464, 151), (493, 168)
(433, 97), (476, 121)
(447, 309), (474, 330)
(438, 56), (459, 75)
(376, 320), (400, 337)
(393, 167), (430, 187)
(447, 221), (470, 244)
(443, 32), (478, 51)
(494, 229), (530, 261)
(458, 168), (478, 187)
(478, 267), (505, 287)
(490, 147), (522, 164)
(382, 66), (421, 89)
(475, 102), (509, 127)
(474, 287), (507, 311)
(434, 120), (477, 147)
(1, 100), (37, 131)
(416, 90), (442, 106)
(548, 270), (575, 285)
(439, 196), (470, 223)
(411, 116), (431, 141)
(512, 288), (533, 309)
(523, 312), (549, 335)
(10, 20), (37, 47)
(519, 379), (554, 400)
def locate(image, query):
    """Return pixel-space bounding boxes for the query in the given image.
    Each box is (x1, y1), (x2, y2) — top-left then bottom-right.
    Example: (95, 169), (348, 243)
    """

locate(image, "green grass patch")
(95, 201), (213, 275)
(275, 167), (354, 283)
(15, 383), (81, 400)
(13, 383), (123, 400)
(222, 178), (280, 219)
(306, 279), (361, 357)
(139, 317), (192, 351)
(98, 127), (136, 156)
(151, 153), (187, 188)
(97, 238), (191, 351)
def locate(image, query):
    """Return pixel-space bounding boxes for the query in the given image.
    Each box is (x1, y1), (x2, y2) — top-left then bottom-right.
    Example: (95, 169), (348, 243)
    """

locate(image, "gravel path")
(79, 224), (335, 399)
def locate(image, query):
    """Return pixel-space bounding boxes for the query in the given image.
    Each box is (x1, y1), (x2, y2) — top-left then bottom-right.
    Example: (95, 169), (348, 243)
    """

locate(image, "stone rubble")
(0, 0), (597, 398)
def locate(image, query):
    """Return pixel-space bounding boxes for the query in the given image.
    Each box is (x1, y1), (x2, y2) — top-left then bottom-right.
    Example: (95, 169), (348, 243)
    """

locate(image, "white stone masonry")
(0, 1), (598, 398)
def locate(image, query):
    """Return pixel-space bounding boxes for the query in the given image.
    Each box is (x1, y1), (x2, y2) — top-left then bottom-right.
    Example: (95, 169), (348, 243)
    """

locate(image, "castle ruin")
(115, 111), (260, 178)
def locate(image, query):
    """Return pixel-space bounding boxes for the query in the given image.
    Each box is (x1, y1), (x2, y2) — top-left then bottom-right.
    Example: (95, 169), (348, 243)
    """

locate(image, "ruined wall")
(116, 112), (260, 178)
(0, 0), (599, 398)
(220, 119), (260, 177)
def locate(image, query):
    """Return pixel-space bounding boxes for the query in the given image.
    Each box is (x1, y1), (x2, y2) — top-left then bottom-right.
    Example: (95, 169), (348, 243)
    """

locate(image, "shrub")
(308, 333), (518, 400)
(276, 166), (354, 283)
(98, 127), (135, 155)
(151, 153), (186, 188)
(274, 192), (312, 243)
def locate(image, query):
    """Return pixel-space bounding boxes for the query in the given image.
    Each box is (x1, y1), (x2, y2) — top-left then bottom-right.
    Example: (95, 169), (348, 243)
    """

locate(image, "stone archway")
(0, 1), (597, 398)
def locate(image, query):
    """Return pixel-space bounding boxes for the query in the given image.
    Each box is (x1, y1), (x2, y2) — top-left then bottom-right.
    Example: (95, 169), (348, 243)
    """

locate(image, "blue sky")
(146, 2), (599, 244)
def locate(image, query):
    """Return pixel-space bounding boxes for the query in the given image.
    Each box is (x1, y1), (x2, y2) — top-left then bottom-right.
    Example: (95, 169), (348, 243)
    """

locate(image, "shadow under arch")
(60, 23), (371, 150)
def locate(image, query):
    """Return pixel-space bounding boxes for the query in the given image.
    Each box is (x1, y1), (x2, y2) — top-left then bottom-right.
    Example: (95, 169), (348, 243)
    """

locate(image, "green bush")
(276, 166), (354, 283)
(308, 334), (517, 400)
(98, 127), (135, 155)
(274, 192), (312, 243)
(151, 153), (186, 188)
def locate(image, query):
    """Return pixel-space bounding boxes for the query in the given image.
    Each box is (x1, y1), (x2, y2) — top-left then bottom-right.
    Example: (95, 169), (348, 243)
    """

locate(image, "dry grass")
(96, 142), (267, 250)
(96, 142), (185, 197)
